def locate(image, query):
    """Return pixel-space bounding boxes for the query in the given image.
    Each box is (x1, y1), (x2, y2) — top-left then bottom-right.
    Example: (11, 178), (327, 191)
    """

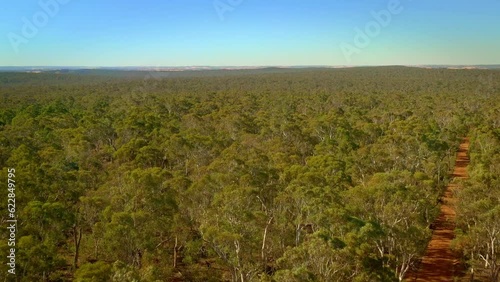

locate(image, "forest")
(0, 67), (499, 281)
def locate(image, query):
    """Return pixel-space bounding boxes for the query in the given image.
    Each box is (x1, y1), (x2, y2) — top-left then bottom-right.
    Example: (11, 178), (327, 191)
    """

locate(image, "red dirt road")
(407, 138), (470, 282)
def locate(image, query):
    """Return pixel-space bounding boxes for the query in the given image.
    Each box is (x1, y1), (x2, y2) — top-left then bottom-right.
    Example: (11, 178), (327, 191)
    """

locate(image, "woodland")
(0, 67), (499, 281)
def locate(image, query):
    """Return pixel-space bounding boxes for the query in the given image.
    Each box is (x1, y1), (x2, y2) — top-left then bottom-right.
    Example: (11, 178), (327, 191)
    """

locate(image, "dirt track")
(407, 138), (470, 282)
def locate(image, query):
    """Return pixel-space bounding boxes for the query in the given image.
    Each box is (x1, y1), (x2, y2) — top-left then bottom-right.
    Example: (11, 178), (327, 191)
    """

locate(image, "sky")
(1, 0), (499, 66)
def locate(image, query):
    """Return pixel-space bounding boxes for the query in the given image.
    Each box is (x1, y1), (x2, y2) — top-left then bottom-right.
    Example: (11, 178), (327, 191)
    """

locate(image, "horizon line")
(2, 64), (500, 68)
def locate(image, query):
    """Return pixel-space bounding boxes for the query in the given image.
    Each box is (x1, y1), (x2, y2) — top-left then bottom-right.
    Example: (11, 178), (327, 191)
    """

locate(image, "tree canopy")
(0, 67), (499, 281)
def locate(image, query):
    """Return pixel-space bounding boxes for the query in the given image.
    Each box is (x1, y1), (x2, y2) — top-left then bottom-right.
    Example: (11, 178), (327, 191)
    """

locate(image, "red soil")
(406, 138), (470, 282)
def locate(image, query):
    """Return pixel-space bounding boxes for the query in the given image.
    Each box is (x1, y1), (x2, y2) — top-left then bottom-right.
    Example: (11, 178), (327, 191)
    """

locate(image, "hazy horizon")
(3, 65), (500, 73)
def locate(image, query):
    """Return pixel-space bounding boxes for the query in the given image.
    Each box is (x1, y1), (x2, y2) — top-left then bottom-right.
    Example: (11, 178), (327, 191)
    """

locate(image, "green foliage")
(455, 129), (500, 281)
(74, 261), (112, 282)
(17, 235), (66, 281)
(0, 67), (498, 281)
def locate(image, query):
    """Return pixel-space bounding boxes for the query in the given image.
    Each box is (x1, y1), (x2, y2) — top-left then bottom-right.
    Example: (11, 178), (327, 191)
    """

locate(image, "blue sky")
(1, 0), (499, 66)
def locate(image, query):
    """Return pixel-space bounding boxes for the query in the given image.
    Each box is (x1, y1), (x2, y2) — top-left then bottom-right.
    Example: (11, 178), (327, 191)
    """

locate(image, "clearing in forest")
(407, 137), (470, 282)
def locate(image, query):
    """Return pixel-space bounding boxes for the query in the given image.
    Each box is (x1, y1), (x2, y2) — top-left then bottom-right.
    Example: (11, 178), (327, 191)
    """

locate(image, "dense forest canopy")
(0, 67), (499, 281)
